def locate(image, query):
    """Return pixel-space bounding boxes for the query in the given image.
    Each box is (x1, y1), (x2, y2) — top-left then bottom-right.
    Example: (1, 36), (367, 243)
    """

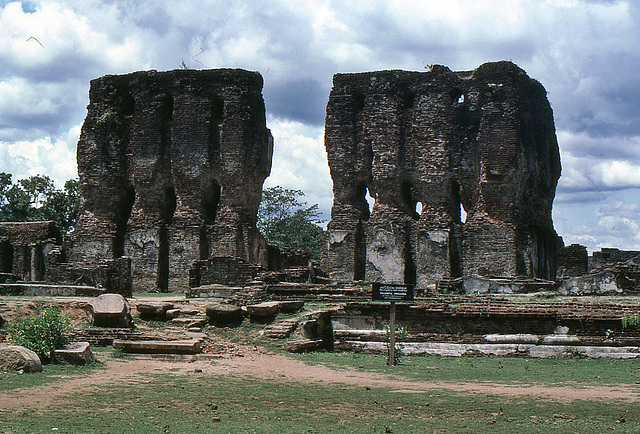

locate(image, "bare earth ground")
(1, 340), (638, 411)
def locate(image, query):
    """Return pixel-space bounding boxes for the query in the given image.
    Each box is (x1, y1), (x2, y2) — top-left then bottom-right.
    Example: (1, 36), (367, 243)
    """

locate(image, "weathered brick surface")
(322, 62), (561, 286)
(0, 221), (61, 281)
(69, 69), (273, 291)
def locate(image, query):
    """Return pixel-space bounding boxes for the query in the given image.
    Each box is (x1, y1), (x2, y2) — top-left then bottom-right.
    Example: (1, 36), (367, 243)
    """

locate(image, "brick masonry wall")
(69, 69), (273, 292)
(322, 62), (562, 285)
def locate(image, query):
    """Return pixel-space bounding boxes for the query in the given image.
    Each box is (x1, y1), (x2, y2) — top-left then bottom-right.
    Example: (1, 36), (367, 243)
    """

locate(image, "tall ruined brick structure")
(69, 69), (273, 291)
(322, 61), (561, 287)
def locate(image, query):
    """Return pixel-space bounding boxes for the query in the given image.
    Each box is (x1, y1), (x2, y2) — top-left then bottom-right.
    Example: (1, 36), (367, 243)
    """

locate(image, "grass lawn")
(1, 351), (638, 433)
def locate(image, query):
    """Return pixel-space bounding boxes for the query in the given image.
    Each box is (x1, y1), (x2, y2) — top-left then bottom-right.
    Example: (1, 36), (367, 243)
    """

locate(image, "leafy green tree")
(0, 172), (80, 234)
(257, 186), (324, 260)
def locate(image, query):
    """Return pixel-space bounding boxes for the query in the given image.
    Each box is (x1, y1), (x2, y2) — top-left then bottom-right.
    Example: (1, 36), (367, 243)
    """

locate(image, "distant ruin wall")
(0, 221), (61, 281)
(321, 61), (562, 286)
(69, 69), (273, 291)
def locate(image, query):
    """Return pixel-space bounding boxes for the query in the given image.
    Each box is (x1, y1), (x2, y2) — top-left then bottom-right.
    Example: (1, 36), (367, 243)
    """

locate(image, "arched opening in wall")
(449, 88), (465, 104)
(209, 97), (224, 158)
(162, 185), (177, 225)
(451, 181), (467, 224)
(159, 95), (173, 156)
(415, 202), (423, 217)
(401, 181), (419, 219)
(353, 93), (365, 112)
(118, 89), (135, 116)
(156, 224), (169, 292)
(203, 181), (221, 225)
(402, 91), (415, 110)
(113, 186), (135, 258)
(365, 187), (376, 217)
(0, 240), (13, 273)
(353, 183), (372, 281)
(404, 231), (417, 285)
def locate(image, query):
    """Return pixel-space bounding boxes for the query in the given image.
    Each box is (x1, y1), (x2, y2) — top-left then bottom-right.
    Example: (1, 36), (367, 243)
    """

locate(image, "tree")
(0, 172), (80, 234)
(257, 186), (324, 260)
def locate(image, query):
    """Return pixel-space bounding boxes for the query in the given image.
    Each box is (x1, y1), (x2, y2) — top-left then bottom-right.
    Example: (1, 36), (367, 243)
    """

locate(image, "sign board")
(372, 282), (415, 302)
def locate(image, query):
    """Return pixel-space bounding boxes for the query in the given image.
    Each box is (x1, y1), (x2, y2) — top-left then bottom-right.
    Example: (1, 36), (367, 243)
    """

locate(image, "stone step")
(170, 317), (208, 328)
(265, 319), (299, 339)
(113, 339), (202, 355)
(283, 338), (325, 353)
(0, 283), (103, 297)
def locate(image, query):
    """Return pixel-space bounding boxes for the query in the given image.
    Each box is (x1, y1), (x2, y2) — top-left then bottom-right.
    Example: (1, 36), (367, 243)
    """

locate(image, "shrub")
(8, 307), (72, 363)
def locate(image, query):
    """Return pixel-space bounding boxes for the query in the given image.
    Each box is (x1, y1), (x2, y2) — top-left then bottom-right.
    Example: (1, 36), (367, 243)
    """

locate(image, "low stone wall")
(47, 257), (133, 297)
(330, 298), (640, 355)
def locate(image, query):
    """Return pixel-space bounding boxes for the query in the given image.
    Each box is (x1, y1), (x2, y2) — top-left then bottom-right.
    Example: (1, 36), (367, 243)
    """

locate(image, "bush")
(8, 307), (72, 363)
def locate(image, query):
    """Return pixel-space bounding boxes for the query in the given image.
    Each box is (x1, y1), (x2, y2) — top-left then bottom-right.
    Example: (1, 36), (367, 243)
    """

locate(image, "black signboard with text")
(371, 282), (415, 302)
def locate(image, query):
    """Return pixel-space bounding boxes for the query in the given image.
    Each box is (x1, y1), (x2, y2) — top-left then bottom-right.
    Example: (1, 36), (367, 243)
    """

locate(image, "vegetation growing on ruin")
(7, 307), (72, 362)
(0, 172), (80, 234)
(257, 186), (324, 260)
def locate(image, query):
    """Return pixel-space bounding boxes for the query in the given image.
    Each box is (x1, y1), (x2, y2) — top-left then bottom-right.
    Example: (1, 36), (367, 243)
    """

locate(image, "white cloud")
(0, 0), (638, 253)
(264, 117), (332, 219)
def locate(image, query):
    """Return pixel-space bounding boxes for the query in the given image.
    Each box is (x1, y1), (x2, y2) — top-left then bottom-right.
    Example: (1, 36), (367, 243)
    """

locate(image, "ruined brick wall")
(322, 62), (561, 286)
(0, 221), (61, 281)
(556, 244), (588, 278)
(69, 69), (273, 291)
(590, 248), (640, 270)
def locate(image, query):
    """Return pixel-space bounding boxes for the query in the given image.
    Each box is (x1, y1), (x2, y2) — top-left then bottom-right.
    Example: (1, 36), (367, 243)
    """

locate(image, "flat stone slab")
(206, 304), (244, 326)
(0, 345), (42, 373)
(338, 341), (640, 359)
(278, 300), (304, 314)
(113, 339), (202, 355)
(246, 301), (279, 318)
(283, 338), (325, 353)
(87, 293), (132, 328)
(136, 302), (175, 321)
(53, 341), (94, 365)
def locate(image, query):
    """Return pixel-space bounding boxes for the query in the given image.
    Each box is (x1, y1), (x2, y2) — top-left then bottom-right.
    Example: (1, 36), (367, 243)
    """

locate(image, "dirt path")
(1, 345), (638, 410)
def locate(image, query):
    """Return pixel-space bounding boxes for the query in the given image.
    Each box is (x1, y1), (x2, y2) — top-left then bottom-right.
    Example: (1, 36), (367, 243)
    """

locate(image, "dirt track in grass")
(1, 342), (638, 411)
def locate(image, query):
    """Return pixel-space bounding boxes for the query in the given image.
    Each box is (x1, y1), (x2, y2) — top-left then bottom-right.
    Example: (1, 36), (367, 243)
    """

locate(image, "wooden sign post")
(371, 283), (415, 366)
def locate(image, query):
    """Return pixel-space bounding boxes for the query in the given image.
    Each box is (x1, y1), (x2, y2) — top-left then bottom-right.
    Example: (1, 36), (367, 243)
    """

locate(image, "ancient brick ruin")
(68, 69), (273, 291)
(321, 61), (562, 287)
(0, 221), (60, 282)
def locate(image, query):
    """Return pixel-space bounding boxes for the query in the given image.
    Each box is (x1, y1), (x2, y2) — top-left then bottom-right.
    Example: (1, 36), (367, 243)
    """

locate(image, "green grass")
(0, 361), (103, 392)
(0, 368), (636, 433)
(294, 352), (640, 387)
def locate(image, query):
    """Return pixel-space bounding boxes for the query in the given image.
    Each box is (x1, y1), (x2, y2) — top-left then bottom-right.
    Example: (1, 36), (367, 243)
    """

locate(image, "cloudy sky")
(1, 0), (639, 253)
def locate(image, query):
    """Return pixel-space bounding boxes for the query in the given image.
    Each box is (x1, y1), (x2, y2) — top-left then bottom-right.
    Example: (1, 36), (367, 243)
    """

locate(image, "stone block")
(283, 338), (325, 353)
(206, 304), (244, 327)
(246, 301), (279, 321)
(113, 339), (202, 354)
(52, 342), (94, 365)
(277, 300), (304, 314)
(0, 345), (42, 373)
(136, 302), (175, 321)
(87, 293), (132, 328)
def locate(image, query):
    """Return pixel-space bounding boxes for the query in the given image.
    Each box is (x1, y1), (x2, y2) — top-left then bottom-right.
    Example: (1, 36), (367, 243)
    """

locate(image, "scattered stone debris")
(52, 341), (94, 366)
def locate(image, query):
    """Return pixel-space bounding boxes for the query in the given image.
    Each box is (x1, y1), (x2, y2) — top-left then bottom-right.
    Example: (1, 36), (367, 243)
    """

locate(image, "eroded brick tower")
(322, 61), (561, 287)
(69, 69), (273, 291)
